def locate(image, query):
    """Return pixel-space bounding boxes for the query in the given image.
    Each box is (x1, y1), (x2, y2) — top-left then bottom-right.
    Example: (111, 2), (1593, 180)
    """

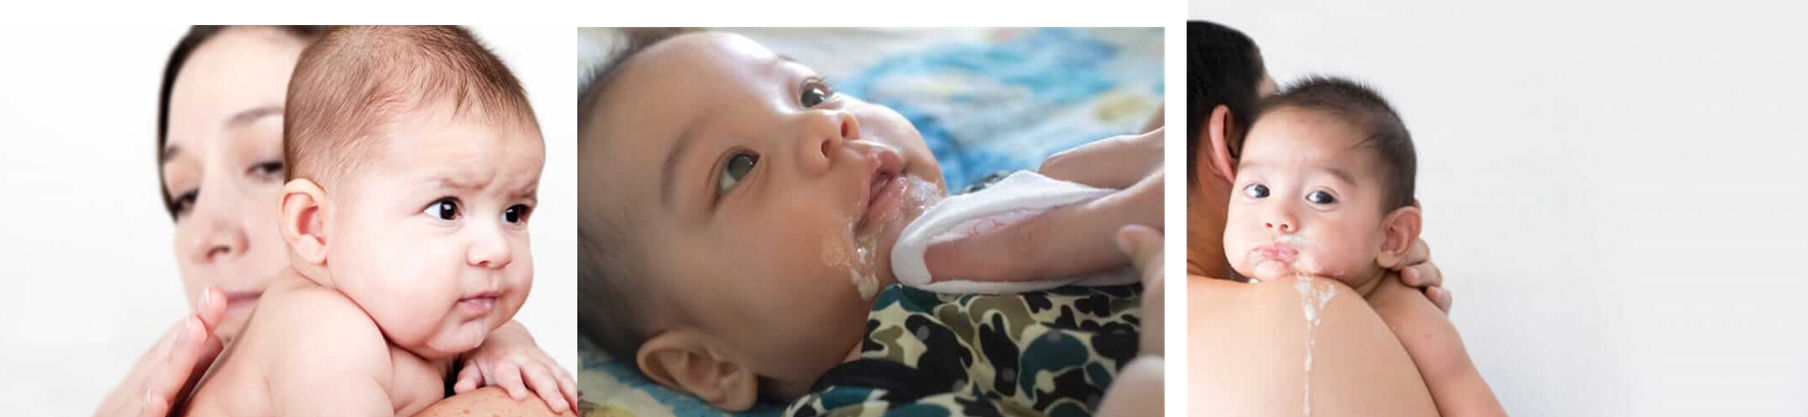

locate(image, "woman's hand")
(1084, 226), (1186, 415)
(923, 128), (1165, 281)
(454, 321), (579, 414)
(94, 287), (227, 417)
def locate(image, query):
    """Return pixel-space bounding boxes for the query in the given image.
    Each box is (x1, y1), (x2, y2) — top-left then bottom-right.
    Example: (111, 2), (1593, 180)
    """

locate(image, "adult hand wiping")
(922, 128), (1165, 282)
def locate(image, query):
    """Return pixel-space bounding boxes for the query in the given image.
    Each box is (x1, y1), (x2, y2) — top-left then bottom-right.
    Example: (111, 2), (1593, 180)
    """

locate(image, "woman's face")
(160, 27), (311, 339)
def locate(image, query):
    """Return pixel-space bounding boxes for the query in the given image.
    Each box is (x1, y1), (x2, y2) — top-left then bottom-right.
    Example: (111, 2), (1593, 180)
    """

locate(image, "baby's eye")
(424, 198), (460, 221)
(716, 153), (759, 197)
(1306, 190), (1337, 205)
(248, 160), (285, 181)
(1243, 183), (1269, 199)
(503, 204), (531, 225)
(801, 78), (835, 108)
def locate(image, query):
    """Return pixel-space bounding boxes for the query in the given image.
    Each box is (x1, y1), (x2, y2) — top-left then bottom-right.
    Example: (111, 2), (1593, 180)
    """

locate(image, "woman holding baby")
(92, 26), (570, 417)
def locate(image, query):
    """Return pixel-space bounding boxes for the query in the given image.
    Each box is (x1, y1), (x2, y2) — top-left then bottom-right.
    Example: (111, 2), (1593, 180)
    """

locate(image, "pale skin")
(581, 32), (1167, 413)
(1226, 107), (1505, 416)
(97, 26), (573, 417)
(182, 104), (568, 417)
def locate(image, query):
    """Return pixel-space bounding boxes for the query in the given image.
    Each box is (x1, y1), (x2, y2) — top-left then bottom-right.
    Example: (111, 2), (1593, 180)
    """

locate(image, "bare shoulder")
(1191, 276), (1437, 417)
(414, 387), (574, 417)
(256, 284), (393, 383)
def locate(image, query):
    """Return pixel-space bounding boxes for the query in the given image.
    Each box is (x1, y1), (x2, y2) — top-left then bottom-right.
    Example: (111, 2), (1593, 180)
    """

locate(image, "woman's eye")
(1243, 183), (1269, 199)
(503, 204), (531, 224)
(716, 153), (759, 197)
(249, 160), (285, 180)
(801, 79), (835, 108)
(172, 190), (199, 216)
(1306, 190), (1337, 205)
(424, 198), (460, 221)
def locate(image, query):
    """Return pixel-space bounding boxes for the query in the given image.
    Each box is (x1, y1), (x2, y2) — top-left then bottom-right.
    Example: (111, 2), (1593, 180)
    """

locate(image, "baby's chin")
(1238, 255), (1336, 282)
(876, 174), (947, 282)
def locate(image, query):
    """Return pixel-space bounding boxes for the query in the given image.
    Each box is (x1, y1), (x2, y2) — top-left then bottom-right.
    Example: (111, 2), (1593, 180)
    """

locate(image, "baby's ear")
(279, 179), (329, 265)
(637, 330), (759, 412)
(1375, 205), (1423, 269)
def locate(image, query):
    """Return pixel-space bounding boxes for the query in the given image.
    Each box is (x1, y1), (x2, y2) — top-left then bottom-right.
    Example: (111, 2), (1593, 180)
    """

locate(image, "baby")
(181, 26), (567, 416)
(579, 31), (1144, 416)
(1223, 76), (1505, 415)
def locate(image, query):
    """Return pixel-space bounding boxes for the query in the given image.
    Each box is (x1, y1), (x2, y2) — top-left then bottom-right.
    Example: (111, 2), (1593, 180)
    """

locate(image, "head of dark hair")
(576, 28), (692, 362)
(157, 25), (326, 220)
(1187, 20), (1266, 188)
(1252, 75), (1416, 211)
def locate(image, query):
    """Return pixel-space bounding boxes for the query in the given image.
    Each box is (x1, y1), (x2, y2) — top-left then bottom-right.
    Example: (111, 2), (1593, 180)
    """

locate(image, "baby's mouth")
(856, 148), (907, 234)
(457, 291), (501, 316)
(1255, 243), (1298, 261)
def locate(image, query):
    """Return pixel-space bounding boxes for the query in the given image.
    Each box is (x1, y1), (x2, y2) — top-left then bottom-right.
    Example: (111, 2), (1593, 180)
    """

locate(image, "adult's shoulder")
(1188, 275), (1439, 417)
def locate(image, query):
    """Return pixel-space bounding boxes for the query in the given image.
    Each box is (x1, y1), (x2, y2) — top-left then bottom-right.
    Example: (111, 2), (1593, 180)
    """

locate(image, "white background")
(1198, 1), (1808, 415)
(0, 26), (577, 415)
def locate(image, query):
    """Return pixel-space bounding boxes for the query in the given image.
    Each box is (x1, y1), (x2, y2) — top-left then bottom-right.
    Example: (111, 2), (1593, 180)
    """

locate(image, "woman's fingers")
(1039, 128), (1163, 189)
(924, 173), (1162, 281)
(1117, 224), (1165, 355)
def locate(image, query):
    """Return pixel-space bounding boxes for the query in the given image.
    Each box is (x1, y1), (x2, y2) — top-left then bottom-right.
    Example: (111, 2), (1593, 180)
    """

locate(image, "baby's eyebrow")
(659, 122), (703, 209)
(1322, 167), (1359, 187)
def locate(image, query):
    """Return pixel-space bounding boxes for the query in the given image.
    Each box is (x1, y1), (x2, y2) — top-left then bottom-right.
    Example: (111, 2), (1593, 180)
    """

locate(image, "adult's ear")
(1375, 205), (1424, 269)
(1197, 105), (1238, 187)
(279, 179), (329, 265)
(637, 330), (759, 411)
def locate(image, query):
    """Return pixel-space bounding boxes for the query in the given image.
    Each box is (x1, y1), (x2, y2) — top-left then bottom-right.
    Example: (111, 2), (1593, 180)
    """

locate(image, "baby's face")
(583, 32), (944, 388)
(327, 107), (545, 359)
(1224, 107), (1389, 283)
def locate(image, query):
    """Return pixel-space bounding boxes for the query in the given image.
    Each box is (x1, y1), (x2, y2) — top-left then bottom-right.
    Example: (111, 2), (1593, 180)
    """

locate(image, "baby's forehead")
(588, 32), (786, 151)
(1243, 110), (1386, 177)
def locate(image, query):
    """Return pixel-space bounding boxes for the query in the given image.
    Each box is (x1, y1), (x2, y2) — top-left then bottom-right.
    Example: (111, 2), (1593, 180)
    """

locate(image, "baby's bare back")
(181, 274), (448, 417)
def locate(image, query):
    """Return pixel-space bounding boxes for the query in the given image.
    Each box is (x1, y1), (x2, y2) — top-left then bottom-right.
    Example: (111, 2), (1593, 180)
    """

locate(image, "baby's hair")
(284, 25), (538, 187)
(157, 25), (327, 220)
(1187, 20), (1266, 188)
(576, 28), (694, 362)
(1253, 76), (1416, 210)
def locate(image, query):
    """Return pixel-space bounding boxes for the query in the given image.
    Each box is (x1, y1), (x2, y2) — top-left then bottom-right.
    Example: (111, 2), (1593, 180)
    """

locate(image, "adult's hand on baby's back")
(95, 287), (228, 417)
(922, 129), (1165, 282)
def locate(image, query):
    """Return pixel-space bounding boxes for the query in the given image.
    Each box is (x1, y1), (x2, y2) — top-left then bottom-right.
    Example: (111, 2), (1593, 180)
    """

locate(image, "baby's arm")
(264, 290), (397, 417)
(1367, 277), (1507, 417)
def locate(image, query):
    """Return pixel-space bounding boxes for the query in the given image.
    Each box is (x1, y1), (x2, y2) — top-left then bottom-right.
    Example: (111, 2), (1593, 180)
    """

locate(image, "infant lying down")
(1221, 76), (1506, 416)
(577, 31), (1158, 417)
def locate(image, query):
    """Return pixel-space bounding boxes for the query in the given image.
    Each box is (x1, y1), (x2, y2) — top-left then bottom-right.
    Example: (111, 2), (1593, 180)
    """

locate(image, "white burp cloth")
(891, 171), (1141, 294)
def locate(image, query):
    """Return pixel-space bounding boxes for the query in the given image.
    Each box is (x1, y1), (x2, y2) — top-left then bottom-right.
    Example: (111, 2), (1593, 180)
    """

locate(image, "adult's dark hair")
(156, 25), (326, 220)
(1186, 20), (1265, 187)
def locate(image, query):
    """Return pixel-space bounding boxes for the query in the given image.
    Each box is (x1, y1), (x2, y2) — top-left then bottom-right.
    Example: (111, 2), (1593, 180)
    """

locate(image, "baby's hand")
(1389, 203), (1453, 314)
(454, 321), (578, 414)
